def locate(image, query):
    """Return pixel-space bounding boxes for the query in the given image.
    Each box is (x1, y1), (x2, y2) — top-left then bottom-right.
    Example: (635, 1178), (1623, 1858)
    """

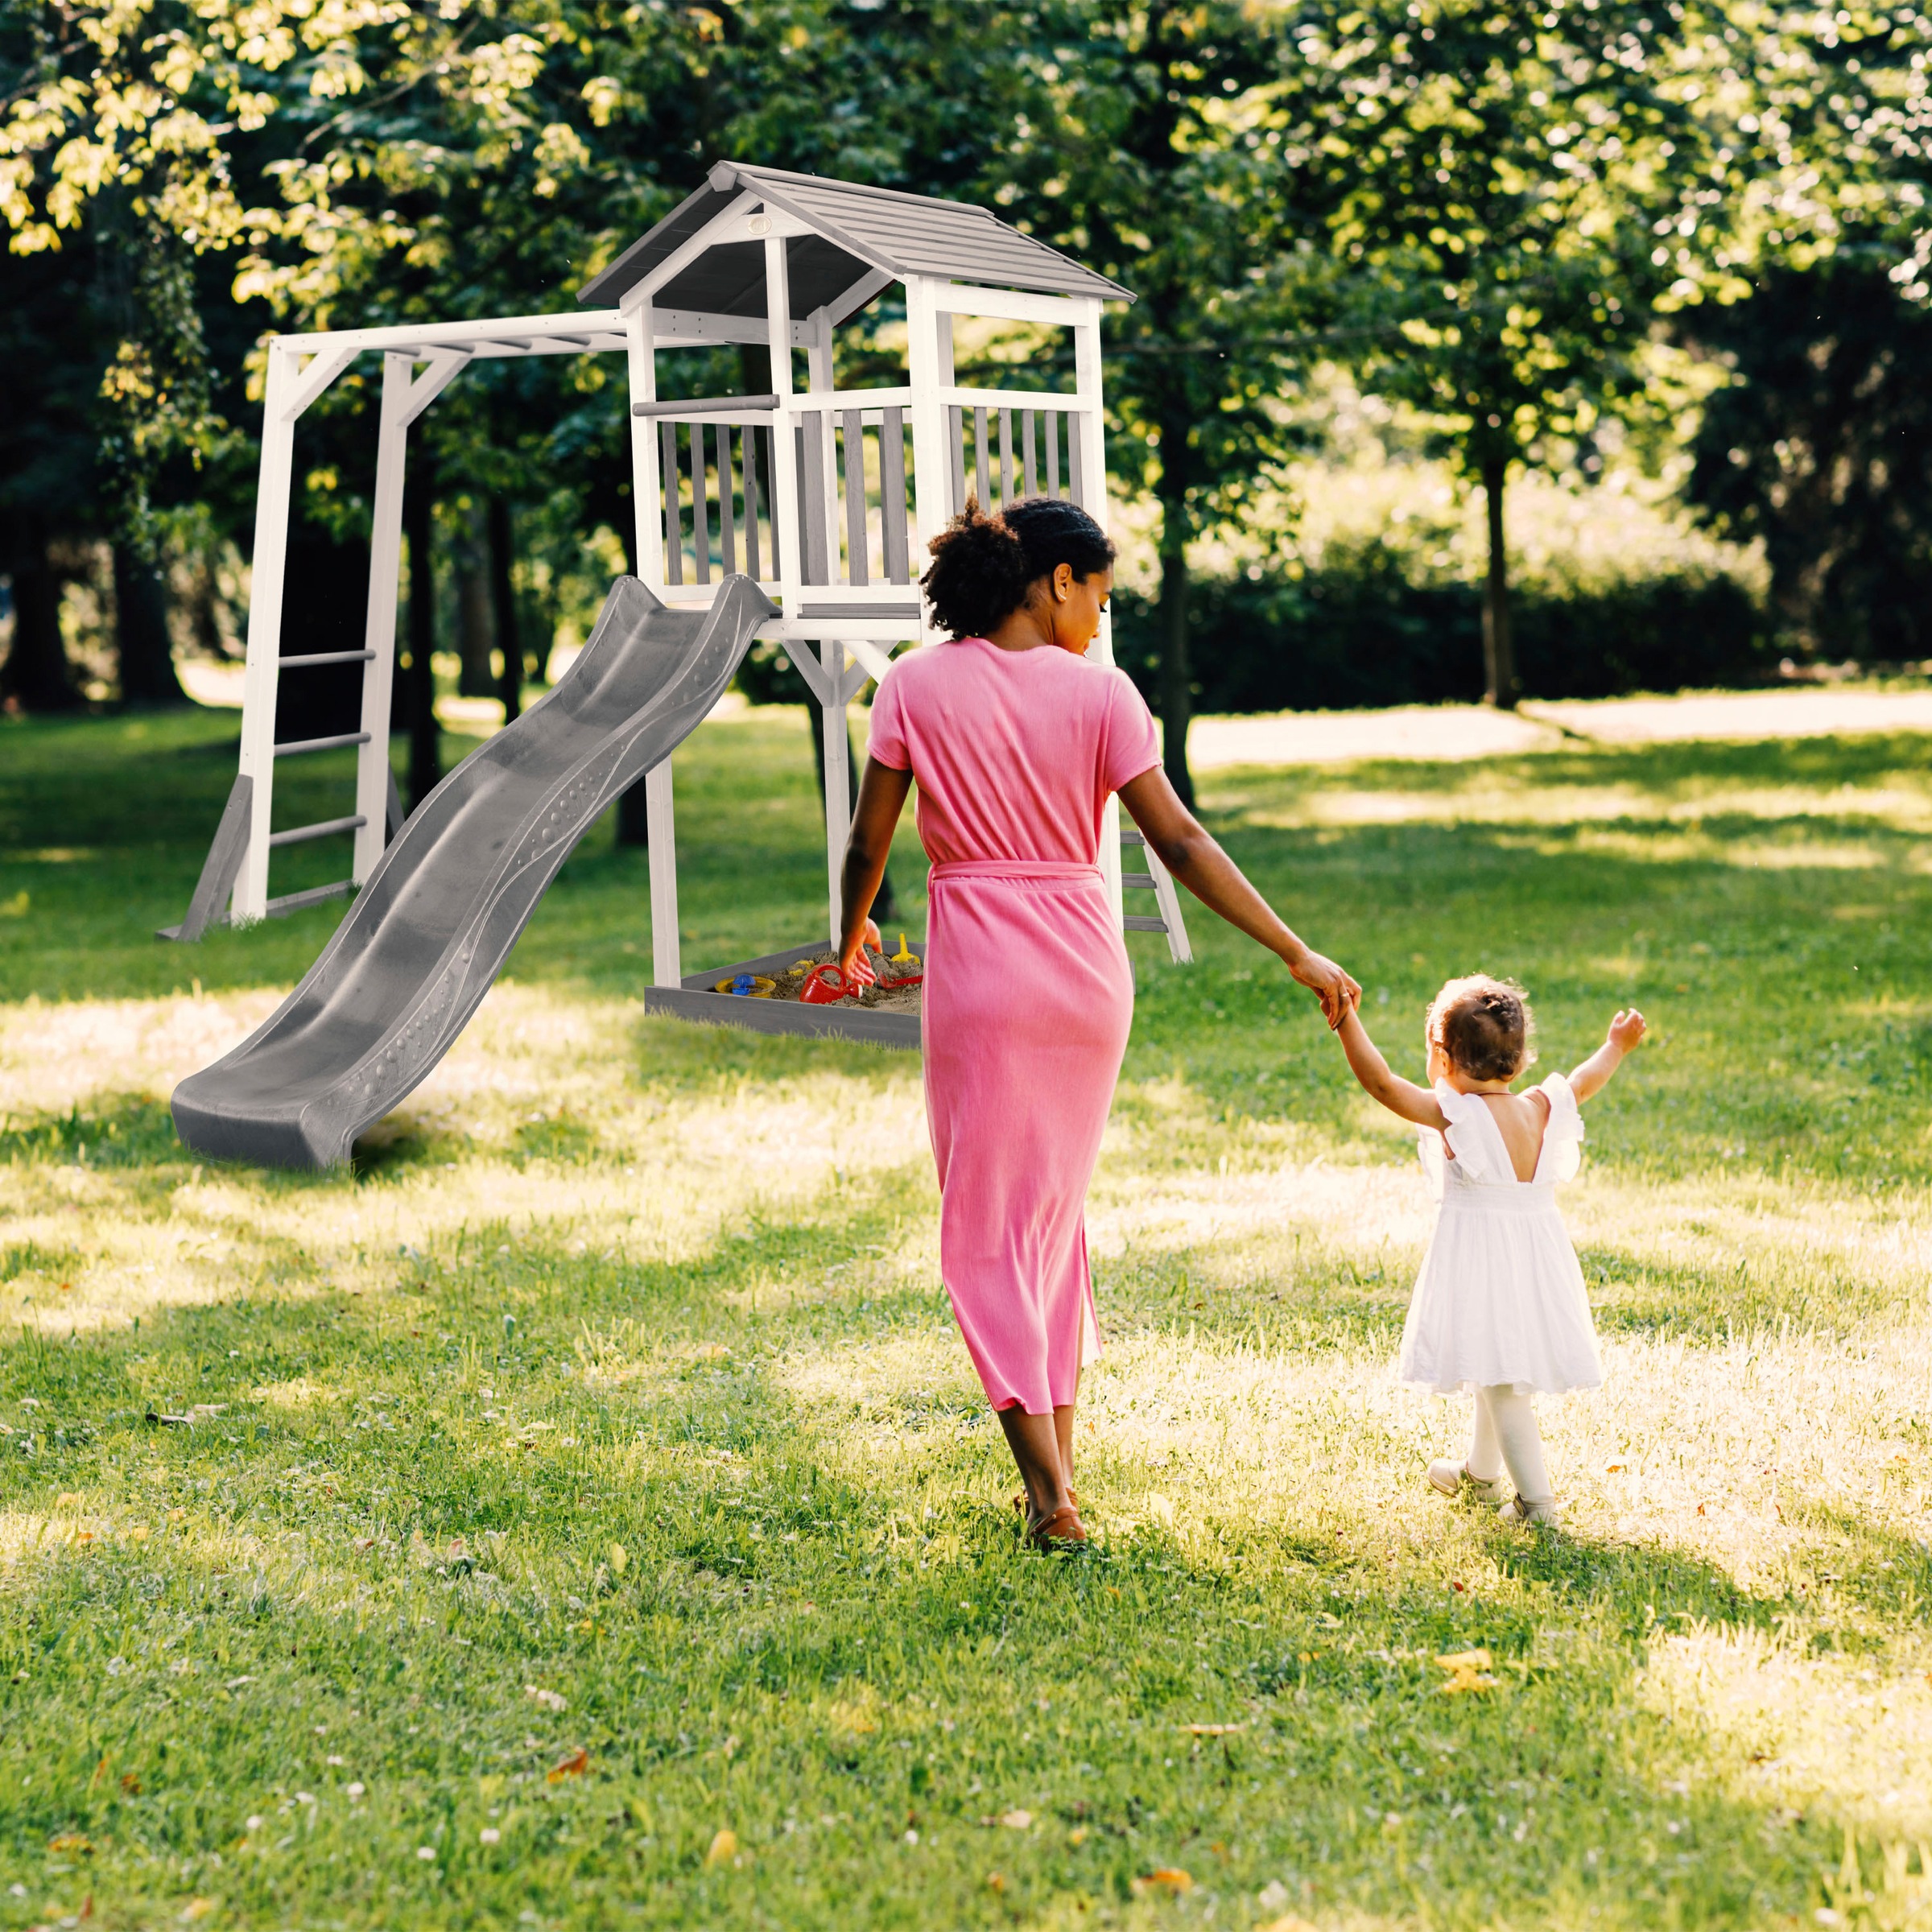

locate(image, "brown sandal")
(1026, 1504), (1088, 1550)
(1012, 1486), (1077, 1516)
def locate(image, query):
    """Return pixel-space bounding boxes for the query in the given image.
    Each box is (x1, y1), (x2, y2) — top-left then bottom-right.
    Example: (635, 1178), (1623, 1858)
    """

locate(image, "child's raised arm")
(1335, 1005), (1447, 1131)
(1569, 1008), (1647, 1104)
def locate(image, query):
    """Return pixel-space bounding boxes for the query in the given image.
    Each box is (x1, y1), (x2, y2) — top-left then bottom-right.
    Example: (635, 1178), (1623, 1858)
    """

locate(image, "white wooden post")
(904, 279), (949, 647)
(627, 305), (664, 588)
(353, 352), (411, 883)
(765, 233), (802, 612)
(233, 341), (299, 923)
(1072, 297), (1125, 924)
(819, 638), (851, 951)
(624, 302), (682, 989)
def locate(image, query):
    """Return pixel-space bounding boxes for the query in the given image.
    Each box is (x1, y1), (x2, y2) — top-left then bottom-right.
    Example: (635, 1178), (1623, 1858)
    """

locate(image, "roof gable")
(576, 161), (1132, 313)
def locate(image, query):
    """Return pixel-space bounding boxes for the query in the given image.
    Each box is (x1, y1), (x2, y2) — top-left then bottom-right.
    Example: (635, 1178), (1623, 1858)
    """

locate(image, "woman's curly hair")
(1426, 974), (1537, 1083)
(920, 496), (1116, 639)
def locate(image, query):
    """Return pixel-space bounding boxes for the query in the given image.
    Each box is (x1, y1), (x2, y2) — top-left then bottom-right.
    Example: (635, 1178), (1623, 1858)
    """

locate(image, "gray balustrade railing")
(945, 403), (1087, 518)
(656, 419), (779, 588)
(793, 405), (914, 589)
(650, 395), (1084, 598)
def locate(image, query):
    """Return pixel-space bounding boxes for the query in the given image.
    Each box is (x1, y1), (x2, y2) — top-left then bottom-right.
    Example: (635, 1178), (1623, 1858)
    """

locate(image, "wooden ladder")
(1121, 827), (1191, 964)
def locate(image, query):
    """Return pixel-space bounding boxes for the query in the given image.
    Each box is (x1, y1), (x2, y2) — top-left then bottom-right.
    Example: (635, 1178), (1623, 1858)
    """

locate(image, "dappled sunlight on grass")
(1641, 1624), (1932, 1837)
(8, 709), (1932, 1926)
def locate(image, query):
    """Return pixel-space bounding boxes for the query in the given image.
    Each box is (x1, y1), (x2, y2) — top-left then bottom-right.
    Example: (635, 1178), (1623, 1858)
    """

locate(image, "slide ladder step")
(268, 815), (367, 849)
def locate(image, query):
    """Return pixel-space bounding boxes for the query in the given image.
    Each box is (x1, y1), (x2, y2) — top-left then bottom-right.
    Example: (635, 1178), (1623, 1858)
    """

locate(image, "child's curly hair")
(1426, 974), (1536, 1083)
(920, 496), (1116, 639)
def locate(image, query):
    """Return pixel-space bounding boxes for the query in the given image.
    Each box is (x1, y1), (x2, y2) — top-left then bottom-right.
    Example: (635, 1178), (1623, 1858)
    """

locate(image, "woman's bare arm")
(1117, 765), (1360, 1026)
(1335, 1006), (1448, 1129)
(837, 757), (914, 982)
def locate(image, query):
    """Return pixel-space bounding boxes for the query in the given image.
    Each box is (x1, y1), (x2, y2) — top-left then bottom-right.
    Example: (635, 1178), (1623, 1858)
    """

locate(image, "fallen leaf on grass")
(985, 1872), (1005, 1893)
(1435, 1648), (1498, 1695)
(1257, 1918), (1322, 1932)
(547, 1748), (589, 1783)
(1183, 1723), (1245, 1736)
(524, 1686), (567, 1712)
(48, 1834), (93, 1854)
(608, 1542), (628, 1577)
(178, 1901), (215, 1922)
(120, 1773), (141, 1795)
(998, 1810), (1032, 1830)
(704, 1828), (738, 1867)
(1132, 1868), (1193, 1896)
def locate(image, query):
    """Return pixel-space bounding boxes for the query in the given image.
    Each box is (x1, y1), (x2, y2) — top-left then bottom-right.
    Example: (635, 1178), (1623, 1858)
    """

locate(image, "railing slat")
(947, 406), (966, 518)
(743, 422), (763, 580)
(999, 408), (1015, 506)
(841, 410), (869, 588)
(1046, 411), (1061, 498)
(718, 424), (738, 579)
(973, 406), (990, 508)
(690, 425), (710, 584)
(661, 421), (683, 586)
(1022, 411), (1038, 499)
(881, 406), (909, 584)
(799, 415), (831, 586)
(1068, 415), (1086, 509)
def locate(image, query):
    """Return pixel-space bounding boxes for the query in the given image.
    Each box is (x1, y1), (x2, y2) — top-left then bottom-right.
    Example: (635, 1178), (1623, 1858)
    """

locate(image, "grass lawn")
(2, 699), (1930, 1931)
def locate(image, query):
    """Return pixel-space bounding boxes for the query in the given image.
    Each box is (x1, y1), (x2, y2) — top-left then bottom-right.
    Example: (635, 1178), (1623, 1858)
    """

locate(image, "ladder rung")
(264, 880), (355, 916)
(267, 814), (367, 848)
(1124, 914), (1169, 931)
(1122, 871), (1157, 890)
(278, 650), (377, 668)
(274, 732), (372, 758)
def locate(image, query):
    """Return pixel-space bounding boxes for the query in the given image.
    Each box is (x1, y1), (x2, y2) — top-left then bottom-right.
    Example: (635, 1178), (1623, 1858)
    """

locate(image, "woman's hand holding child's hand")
(1287, 948), (1363, 1030)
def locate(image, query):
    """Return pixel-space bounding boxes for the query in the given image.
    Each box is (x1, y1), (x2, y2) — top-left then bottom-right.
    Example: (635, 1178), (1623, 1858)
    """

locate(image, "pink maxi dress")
(866, 636), (1161, 1415)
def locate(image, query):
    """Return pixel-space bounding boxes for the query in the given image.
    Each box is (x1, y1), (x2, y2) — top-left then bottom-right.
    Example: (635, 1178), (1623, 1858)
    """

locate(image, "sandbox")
(640, 939), (924, 1046)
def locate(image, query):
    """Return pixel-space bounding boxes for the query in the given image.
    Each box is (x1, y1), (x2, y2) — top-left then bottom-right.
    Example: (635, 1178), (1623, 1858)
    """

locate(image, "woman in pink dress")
(837, 499), (1358, 1547)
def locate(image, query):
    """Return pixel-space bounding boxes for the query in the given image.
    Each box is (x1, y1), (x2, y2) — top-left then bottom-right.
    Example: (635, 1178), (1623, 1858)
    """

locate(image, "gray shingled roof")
(577, 161), (1133, 315)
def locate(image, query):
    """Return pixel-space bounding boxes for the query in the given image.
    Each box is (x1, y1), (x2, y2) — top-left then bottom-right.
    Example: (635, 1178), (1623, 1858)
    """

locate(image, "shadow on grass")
(0, 1187), (1911, 1932)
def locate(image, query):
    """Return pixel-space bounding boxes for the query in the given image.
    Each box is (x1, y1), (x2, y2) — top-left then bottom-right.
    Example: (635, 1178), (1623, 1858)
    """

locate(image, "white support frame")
(209, 179), (1146, 976)
(233, 342), (299, 923)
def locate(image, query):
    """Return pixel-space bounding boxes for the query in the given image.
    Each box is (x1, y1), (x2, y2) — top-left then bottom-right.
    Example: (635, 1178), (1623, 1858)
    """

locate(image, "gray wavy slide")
(172, 574), (777, 1170)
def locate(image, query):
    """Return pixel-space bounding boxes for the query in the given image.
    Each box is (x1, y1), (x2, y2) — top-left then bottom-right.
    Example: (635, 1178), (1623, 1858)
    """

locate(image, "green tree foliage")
(998, 1), (1321, 804)
(1685, 254), (1932, 658)
(1264, 0), (1751, 708)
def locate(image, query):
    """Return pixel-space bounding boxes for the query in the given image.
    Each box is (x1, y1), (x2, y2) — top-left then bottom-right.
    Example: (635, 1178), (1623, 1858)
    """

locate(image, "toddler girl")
(1333, 974), (1645, 1525)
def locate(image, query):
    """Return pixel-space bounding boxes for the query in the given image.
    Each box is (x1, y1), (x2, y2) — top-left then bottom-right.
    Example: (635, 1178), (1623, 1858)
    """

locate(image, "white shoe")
(1501, 1493), (1560, 1527)
(1427, 1459), (1511, 1507)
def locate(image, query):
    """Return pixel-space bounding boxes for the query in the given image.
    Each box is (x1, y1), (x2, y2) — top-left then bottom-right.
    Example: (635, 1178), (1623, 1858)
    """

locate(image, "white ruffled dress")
(1397, 1072), (1604, 1397)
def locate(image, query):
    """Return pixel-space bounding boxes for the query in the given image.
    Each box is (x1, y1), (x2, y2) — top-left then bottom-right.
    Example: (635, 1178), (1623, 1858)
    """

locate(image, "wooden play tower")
(165, 160), (1191, 1026)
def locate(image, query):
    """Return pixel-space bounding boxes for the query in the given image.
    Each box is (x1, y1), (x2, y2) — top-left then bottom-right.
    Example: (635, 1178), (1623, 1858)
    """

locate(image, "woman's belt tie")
(929, 861), (1104, 885)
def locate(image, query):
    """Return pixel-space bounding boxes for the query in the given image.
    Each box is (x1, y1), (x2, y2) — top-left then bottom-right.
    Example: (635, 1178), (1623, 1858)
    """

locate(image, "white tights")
(1467, 1385), (1553, 1506)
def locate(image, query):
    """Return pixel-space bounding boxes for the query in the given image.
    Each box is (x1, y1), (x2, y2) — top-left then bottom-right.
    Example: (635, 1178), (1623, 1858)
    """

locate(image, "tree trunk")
(456, 501), (495, 698)
(404, 472), (441, 811)
(1, 538), (81, 712)
(489, 496), (522, 724)
(1480, 454), (1518, 710)
(1156, 427), (1195, 807)
(113, 543), (188, 706)
(811, 700), (894, 922)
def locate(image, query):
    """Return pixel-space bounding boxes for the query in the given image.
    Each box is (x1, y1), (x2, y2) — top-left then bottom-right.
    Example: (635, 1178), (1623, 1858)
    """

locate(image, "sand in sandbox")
(763, 952), (923, 1013)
